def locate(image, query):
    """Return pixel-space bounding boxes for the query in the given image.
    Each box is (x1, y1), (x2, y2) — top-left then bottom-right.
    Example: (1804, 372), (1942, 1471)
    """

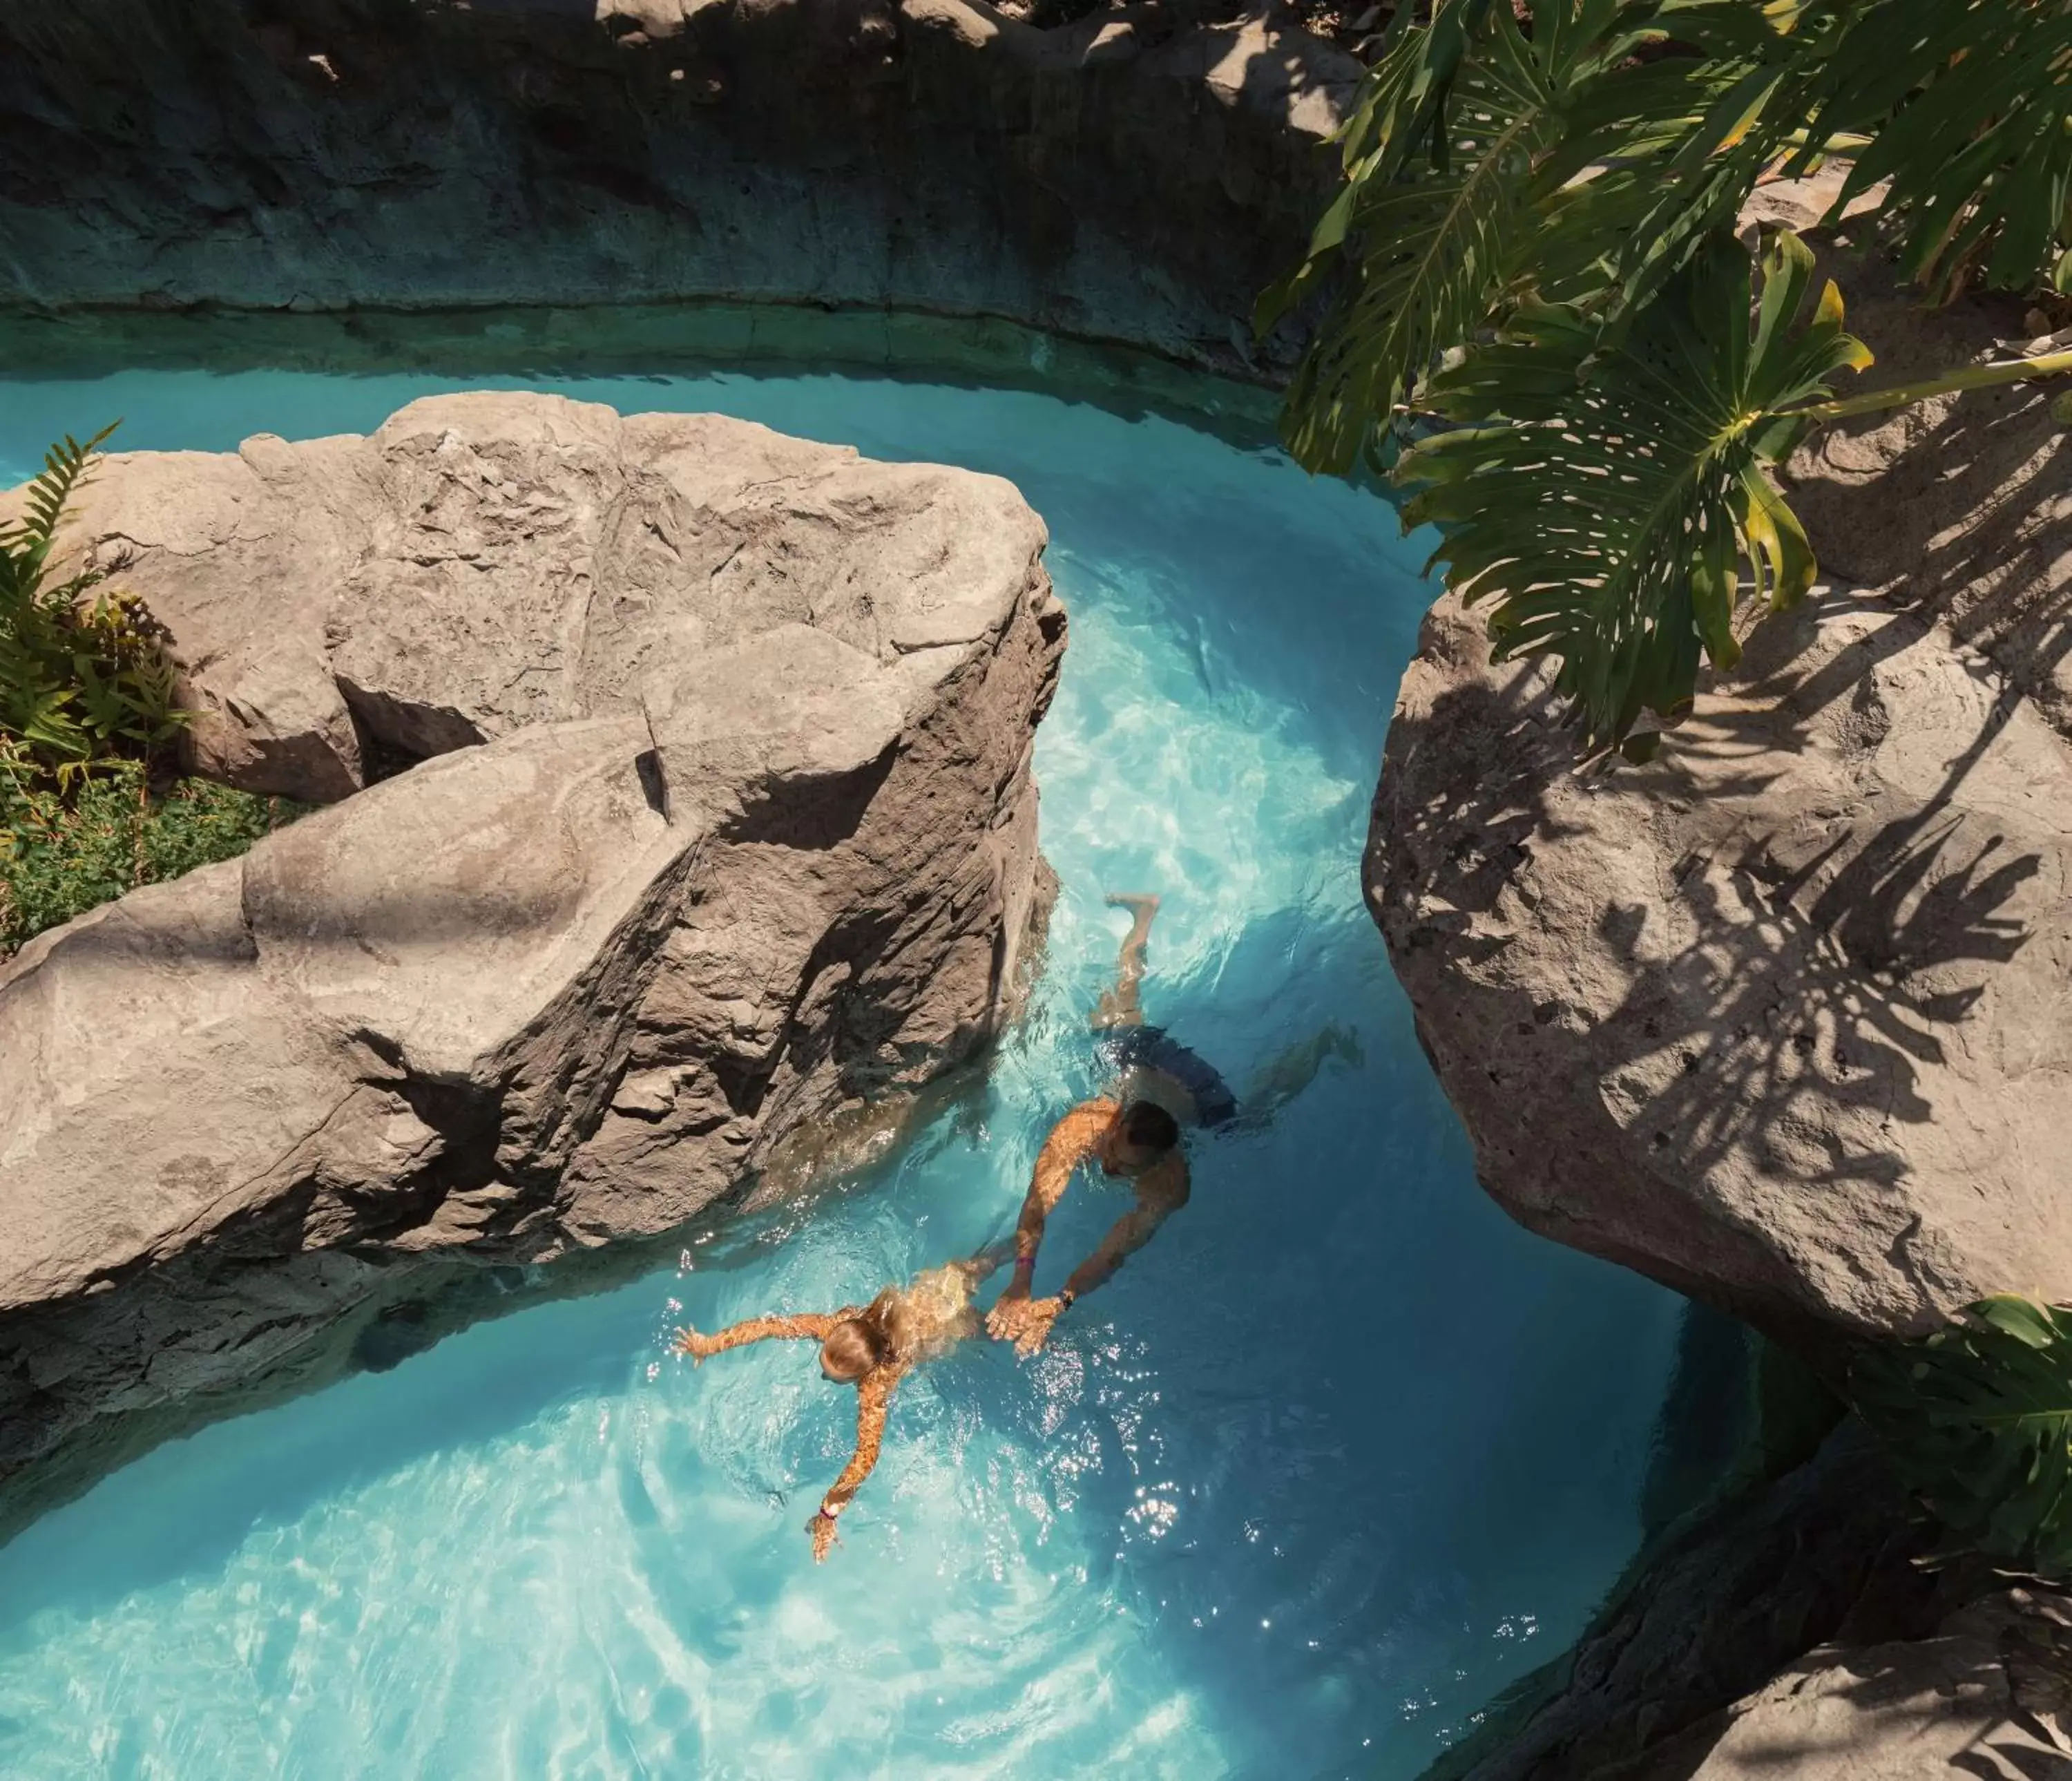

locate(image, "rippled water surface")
(0, 361), (1686, 1780)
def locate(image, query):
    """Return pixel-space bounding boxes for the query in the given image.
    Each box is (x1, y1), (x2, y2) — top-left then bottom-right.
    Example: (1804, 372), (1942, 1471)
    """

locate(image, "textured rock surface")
(0, 392), (1063, 1513)
(0, 0), (1360, 378)
(1371, 586), (2072, 1351)
(55, 391), (1054, 801)
(1378, 189), (2072, 1778)
(1365, 198), (2072, 1353)
(1647, 1589), (2072, 1781)
(1450, 1427), (2072, 1781)
(1750, 173), (2072, 746)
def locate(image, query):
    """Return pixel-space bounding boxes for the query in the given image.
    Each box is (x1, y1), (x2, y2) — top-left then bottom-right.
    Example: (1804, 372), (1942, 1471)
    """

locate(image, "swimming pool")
(0, 350), (1689, 1779)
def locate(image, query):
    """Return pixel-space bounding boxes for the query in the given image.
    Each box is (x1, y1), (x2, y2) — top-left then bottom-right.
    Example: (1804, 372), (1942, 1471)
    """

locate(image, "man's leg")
(1092, 893), (1160, 1031)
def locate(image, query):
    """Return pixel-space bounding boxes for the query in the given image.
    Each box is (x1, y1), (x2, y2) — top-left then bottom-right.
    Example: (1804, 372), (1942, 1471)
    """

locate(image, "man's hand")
(671, 1326), (711, 1363)
(990, 1293), (1066, 1358)
(809, 1509), (841, 1563)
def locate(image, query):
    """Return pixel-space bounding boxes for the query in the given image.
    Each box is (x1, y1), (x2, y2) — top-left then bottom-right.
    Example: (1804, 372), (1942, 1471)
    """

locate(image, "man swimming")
(673, 1245), (1008, 1561)
(986, 894), (1238, 1358)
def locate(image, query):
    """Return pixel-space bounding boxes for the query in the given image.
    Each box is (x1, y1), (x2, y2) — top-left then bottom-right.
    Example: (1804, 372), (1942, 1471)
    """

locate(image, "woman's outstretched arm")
(673, 1308), (855, 1363)
(808, 1362), (907, 1561)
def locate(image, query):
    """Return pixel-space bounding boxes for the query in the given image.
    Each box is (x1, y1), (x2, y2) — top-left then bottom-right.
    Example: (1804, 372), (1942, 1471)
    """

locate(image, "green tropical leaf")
(1853, 1295), (2072, 1578)
(1393, 229), (1870, 750)
(0, 421), (119, 555)
(1267, 0), (1684, 475)
(2, 419), (193, 784)
(1790, 0), (2072, 301)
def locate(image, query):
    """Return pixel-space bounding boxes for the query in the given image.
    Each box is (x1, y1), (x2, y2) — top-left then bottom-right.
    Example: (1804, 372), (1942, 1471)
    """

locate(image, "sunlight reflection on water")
(0, 364), (1686, 1780)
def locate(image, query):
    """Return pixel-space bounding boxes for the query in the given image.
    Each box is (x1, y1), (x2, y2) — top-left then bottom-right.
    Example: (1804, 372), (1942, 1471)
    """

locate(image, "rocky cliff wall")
(1372, 188), (2072, 1779)
(1367, 185), (2072, 1360)
(0, 0), (1361, 378)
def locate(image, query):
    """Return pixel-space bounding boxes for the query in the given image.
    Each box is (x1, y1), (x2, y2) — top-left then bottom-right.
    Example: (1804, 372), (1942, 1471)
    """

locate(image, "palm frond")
(1853, 1295), (2072, 1578)
(1393, 229), (1870, 751)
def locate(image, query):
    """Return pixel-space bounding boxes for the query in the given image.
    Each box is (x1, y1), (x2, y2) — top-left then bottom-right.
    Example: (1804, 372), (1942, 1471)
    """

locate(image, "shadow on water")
(0, 300), (1288, 453)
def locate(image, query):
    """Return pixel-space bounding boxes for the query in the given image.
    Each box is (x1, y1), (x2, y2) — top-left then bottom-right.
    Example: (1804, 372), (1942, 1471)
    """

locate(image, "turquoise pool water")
(0, 363), (1687, 1780)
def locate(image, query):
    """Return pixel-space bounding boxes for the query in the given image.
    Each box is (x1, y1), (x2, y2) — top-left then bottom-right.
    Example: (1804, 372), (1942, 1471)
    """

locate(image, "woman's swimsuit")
(1095, 1024), (1239, 1129)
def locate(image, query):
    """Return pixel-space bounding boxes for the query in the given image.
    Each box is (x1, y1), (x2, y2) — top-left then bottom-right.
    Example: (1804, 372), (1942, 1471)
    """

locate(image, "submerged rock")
(0, 392), (1063, 1513)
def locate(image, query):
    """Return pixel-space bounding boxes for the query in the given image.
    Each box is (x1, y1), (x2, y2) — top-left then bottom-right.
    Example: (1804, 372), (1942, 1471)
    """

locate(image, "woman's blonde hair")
(820, 1287), (916, 1383)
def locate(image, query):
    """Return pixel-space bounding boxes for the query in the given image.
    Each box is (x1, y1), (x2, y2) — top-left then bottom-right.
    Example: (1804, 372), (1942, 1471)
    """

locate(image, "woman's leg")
(1091, 893), (1161, 1031)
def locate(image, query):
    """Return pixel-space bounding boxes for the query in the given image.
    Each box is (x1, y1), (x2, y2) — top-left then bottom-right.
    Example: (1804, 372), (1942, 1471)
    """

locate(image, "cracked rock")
(0, 392), (1064, 1514)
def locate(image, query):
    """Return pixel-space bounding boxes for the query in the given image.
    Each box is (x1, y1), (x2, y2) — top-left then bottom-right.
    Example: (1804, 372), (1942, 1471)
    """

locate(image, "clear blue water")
(0, 365), (1686, 1780)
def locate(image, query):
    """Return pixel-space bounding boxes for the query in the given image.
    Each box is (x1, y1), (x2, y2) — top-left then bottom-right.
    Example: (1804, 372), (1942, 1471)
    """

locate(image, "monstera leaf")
(1790, 0), (2072, 301)
(1263, 0), (1698, 475)
(1853, 1296), (2072, 1577)
(1392, 229), (1870, 752)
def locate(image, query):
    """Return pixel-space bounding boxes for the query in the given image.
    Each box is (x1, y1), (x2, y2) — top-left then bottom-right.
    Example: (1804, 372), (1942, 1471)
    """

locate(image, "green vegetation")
(1274, 1), (2072, 1573)
(1852, 1295), (2072, 1577)
(1, 427), (298, 956)
(0, 750), (298, 954)
(2, 426), (187, 779)
(1271, 0), (2072, 755)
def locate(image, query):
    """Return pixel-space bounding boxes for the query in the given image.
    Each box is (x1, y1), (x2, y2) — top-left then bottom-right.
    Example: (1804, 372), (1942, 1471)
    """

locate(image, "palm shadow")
(1376, 588), (2043, 1225)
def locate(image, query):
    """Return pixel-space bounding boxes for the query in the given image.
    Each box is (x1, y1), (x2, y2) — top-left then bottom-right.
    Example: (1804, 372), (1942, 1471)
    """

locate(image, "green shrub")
(2, 425), (189, 781)
(0, 421), (296, 956)
(0, 745), (303, 956)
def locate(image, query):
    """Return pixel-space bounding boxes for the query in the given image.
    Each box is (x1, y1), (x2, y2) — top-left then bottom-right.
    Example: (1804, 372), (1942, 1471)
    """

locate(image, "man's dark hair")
(1120, 1100), (1180, 1154)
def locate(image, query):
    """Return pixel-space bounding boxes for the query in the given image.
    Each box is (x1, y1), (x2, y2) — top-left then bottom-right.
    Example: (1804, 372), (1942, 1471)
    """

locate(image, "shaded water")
(0, 356), (1687, 1779)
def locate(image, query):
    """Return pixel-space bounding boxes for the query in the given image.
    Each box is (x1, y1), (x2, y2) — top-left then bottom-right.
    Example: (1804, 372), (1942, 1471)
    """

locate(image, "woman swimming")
(673, 1246), (1008, 1561)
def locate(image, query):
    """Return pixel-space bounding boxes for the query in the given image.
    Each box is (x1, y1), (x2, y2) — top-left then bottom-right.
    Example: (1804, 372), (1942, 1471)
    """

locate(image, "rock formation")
(1370, 180), (2072, 1779)
(1450, 1427), (2072, 1781)
(0, 392), (1064, 1521)
(63, 391), (1059, 803)
(1366, 179), (2072, 1355)
(0, 0), (1361, 379)
(1370, 584), (2072, 1354)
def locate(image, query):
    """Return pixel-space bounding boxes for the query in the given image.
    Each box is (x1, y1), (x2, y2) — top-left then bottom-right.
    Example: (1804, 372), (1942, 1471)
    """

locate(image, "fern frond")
(3, 422), (120, 550)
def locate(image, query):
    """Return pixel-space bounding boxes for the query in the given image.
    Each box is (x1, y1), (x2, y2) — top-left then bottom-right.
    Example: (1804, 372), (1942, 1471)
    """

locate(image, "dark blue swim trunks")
(1095, 1025), (1239, 1129)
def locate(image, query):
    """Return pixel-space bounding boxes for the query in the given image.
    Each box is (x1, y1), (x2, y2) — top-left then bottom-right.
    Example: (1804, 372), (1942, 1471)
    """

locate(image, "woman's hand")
(809, 1509), (841, 1563)
(671, 1326), (711, 1363)
(990, 1294), (1066, 1358)
(984, 1286), (1030, 1345)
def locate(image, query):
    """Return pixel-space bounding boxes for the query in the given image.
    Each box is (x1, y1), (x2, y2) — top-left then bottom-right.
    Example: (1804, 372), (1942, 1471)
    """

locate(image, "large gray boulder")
(1367, 176), (2072, 1355)
(62, 392), (1053, 803)
(1370, 587), (2072, 1354)
(0, 394), (1063, 1516)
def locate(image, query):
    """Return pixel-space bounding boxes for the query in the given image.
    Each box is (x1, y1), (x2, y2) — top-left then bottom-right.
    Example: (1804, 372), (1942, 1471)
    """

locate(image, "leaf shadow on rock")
(1784, 236), (2072, 727)
(1598, 613), (2040, 1204)
(1374, 584), (2044, 1277)
(1627, 1592), (2072, 1781)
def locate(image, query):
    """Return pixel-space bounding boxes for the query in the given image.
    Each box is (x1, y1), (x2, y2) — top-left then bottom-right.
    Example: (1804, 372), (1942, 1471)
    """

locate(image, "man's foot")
(1106, 893), (1161, 918)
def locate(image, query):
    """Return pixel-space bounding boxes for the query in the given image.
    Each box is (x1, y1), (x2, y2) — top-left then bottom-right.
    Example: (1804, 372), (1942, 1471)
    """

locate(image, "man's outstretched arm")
(1064, 1157), (1190, 1303)
(1001, 1159), (1190, 1358)
(991, 1100), (1117, 1310)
